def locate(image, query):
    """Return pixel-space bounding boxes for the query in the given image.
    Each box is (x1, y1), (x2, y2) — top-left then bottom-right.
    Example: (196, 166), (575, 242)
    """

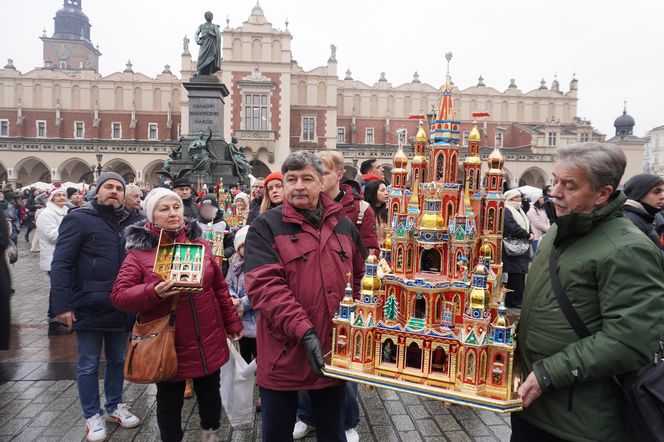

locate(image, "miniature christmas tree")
(383, 294), (399, 321)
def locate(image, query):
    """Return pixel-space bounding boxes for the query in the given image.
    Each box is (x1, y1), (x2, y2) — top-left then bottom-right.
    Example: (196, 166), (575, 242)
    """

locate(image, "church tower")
(41, 0), (102, 71)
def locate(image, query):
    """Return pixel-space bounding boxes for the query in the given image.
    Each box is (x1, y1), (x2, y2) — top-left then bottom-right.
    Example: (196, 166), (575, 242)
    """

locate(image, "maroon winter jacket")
(245, 193), (366, 391)
(338, 183), (379, 253)
(110, 221), (243, 382)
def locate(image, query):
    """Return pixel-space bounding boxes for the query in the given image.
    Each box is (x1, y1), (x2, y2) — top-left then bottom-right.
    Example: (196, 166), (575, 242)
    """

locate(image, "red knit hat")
(264, 171), (283, 187)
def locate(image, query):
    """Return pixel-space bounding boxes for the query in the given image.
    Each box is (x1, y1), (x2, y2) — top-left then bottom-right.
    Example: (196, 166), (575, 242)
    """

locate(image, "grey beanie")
(623, 174), (664, 202)
(95, 172), (126, 195)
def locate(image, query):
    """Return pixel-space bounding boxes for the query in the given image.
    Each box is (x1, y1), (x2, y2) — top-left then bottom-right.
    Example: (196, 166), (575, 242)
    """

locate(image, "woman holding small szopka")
(233, 192), (250, 225)
(110, 188), (242, 442)
(502, 189), (533, 308)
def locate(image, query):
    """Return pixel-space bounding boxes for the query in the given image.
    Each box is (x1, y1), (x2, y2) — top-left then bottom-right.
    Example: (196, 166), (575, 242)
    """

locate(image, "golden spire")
(468, 121), (481, 141)
(409, 177), (420, 208)
(415, 120), (428, 142)
(393, 130), (408, 169)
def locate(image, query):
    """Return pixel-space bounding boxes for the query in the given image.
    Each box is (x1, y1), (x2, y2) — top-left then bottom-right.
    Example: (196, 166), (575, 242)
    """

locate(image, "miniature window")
(381, 339), (397, 364)
(354, 333), (362, 359)
(466, 351), (476, 381)
(420, 248), (441, 273)
(431, 347), (447, 374)
(405, 342), (422, 370)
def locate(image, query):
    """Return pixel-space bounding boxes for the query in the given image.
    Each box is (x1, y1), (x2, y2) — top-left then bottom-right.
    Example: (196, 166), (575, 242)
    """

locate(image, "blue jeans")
(298, 382), (359, 430)
(76, 331), (129, 418)
(261, 384), (346, 442)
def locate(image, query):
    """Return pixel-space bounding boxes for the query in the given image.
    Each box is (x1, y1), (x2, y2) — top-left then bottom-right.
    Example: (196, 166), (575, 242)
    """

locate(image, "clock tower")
(41, 0), (101, 71)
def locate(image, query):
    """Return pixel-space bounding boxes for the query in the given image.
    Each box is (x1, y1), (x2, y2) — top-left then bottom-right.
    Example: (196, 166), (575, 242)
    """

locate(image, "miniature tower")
(480, 147), (506, 270)
(428, 53), (461, 185)
(416, 182), (447, 276)
(331, 275), (357, 368)
(464, 122), (483, 218)
(411, 121), (428, 190)
(487, 301), (516, 400)
(448, 181), (477, 279)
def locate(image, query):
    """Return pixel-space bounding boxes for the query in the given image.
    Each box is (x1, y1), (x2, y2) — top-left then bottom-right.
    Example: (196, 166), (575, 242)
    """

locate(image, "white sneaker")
(345, 427), (360, 442)
(293, 419), (314, 439)
(85, 413), (107, 442)
(104, 403), (141, 428)
(201, 428), (221, 442)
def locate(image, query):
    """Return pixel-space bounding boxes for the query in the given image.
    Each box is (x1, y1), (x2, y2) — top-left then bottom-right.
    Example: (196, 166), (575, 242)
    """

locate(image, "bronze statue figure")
(163, 136), (184, 173)
(188, 130), (217, 176)
(194, 11), (222, 76)
(227, 137), (253, 181)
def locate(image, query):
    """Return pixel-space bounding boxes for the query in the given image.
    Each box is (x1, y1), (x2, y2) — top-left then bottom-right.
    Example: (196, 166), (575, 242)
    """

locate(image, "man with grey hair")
(245, 151), (367, 441)
(513, 142), (664, 440)
(123, 184), (143, 213)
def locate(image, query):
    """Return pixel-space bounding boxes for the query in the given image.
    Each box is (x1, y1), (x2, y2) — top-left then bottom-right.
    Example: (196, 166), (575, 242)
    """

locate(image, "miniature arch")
(405, 341), (423, 370)
(0, 159), (8, 182)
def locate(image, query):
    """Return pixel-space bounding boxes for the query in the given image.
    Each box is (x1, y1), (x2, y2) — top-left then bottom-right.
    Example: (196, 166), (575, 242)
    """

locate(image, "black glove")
(301, 328), (325, 377)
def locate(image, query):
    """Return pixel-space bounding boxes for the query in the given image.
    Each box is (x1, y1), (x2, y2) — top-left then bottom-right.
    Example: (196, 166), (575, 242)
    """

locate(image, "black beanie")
(623, 174), (664, 201)
(66, 187), (78, 199)
(199, 194), (220, 210)
(95, 172), (126, 195)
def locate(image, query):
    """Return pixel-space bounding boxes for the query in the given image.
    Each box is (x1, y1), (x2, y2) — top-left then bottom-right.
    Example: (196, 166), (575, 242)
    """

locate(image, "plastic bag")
(220, 339), (256, 427)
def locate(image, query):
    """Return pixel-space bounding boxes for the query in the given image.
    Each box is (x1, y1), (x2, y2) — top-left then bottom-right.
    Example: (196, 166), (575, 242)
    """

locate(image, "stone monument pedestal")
(165, 76), (247, 191)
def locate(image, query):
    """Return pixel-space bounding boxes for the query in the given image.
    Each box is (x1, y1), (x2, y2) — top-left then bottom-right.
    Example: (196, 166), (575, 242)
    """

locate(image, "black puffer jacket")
(623, 199), (663, 249)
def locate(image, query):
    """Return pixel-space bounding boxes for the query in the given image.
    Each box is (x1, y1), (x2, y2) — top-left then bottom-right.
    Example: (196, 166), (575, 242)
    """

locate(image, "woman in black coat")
(502, 189), (533, 308)
(0, 213), (12, 350)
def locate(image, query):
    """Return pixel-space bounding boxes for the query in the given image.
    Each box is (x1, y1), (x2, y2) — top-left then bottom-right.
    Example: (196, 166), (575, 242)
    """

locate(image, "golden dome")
(473, 263), (488, 275)
(412, 155), (425, 164)
(384, 236), (392, 248)
(415, 122), (428, 142)
(487, 146), (504, 170)
(469, 287), (490, 309)
(479, 242), (493, 258)
(366, 252), (379, 265)
(420, 213), (437, 230)
(493, 303), (509, 327)
(468, 121), (481, 141)
(393, 145), (408, 169)
(361, 274), (381, 292)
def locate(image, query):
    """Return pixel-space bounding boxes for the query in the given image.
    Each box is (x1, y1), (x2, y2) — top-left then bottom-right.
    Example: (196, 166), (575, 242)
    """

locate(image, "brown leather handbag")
(124, 295), (180, 384)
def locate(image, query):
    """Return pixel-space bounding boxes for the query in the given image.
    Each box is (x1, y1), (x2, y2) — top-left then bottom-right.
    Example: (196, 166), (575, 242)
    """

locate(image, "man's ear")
(594, 185), (614, 208)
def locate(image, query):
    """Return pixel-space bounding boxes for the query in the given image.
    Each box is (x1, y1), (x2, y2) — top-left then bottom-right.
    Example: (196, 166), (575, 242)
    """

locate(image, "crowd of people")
(1, 143), (664, 442)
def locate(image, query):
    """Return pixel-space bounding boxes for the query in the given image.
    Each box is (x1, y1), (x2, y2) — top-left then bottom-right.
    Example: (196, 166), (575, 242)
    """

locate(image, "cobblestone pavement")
(0, 228), (513, 441)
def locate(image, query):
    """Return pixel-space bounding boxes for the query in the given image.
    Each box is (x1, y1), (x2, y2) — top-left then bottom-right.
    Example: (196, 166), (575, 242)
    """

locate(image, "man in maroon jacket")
(245, 151), (366, 442)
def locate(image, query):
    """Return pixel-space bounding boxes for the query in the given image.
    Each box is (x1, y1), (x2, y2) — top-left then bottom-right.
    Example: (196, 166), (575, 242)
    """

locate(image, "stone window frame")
(241, 91), (271, 131)
(547, 131), (557, 146)
(74, 121), (85, 139)
(579, 132), (589, 143)
(337, 127), (345, 144)
(148, 122), (159, 140)
(177, 124), (182, 138)
(111, 122), (123, 140)
(36, 120), (47, 138)
(0, 119), (8, 137)
(495, 131), (503, 147)
(462, 131), (469, 146)
(365, 127), (375, 144)
(301, 116), (317, 142)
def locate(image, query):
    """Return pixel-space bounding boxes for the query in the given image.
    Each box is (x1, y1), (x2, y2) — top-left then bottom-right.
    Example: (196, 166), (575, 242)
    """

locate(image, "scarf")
(506, 200), (530, 232)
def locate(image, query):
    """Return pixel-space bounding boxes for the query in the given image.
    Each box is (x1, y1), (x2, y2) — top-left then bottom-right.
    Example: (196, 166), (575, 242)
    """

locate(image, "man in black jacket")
(622, 173), (664, 249)
(51, 172), (142, 441)
(172, 177), (199, 219)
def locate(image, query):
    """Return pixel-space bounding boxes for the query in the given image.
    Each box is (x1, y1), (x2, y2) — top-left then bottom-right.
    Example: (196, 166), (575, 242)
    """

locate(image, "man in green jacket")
(513, 142), (664, 441)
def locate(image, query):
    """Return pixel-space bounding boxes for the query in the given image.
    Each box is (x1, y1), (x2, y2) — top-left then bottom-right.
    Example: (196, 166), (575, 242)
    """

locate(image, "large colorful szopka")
(325, 54), (521, 412)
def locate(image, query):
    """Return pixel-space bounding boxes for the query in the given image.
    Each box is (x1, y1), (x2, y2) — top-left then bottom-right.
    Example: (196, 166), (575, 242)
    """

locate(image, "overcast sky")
(2, 0), (662, 137)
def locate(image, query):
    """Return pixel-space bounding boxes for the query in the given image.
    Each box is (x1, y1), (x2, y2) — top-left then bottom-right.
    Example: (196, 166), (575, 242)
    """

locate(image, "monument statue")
(188, 130), (217, 176)
(162, 136), (184, 173)
(227, 137), (253, 181)
(194, 11), (222, 76)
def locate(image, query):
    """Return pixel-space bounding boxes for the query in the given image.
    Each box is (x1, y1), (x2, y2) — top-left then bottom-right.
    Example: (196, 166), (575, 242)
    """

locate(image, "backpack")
(356, 200), (370, 226)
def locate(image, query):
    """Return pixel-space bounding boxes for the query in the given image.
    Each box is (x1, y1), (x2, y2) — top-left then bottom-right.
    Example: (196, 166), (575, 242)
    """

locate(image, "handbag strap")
(548, 247), (591, 339)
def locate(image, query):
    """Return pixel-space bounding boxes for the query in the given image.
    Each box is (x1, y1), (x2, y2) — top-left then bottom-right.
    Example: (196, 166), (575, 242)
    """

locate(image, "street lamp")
(94, 153), (103, 180)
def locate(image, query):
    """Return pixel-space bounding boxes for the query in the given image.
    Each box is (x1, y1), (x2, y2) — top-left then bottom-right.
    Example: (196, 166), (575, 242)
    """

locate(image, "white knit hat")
(46, 187), (67, 203)
(234, 225), (250, 251)
(504, 189), (522, 201)
(234, 192), (250, 206)
(142, 188), (182, 223)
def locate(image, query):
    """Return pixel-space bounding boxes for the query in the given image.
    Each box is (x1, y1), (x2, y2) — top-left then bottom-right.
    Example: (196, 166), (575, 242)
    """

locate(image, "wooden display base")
(322, 354), (522, 413)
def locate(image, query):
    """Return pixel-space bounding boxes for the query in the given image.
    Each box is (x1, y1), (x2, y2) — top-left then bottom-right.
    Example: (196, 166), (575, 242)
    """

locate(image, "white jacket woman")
(36, 189), (68, 272)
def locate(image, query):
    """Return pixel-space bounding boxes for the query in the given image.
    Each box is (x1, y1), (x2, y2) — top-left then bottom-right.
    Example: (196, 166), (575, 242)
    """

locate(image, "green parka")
(515, 192), (664, 442)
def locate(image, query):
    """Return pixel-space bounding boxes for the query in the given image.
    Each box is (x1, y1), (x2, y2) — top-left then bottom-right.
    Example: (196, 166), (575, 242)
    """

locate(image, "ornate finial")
(412, 71), (421, 84)
(445, 52), (453, 73)
(344, 69), (353, 80)
(379, 72), (387, 82)
(346, 271), (352, 286)
(623, 100), (628, 114)
(42, 28), (47, 37)
(162, 64), (172, 74)
(329, 44), (337, 62)
(226, 15), (230, 27)
(4, 59), (16, 70)
(124, 60), (133, 73)
(539, 78), (547, 89)
(477, 75), (485, 87)
(285, 18), (289, 30)
(508, 78), (517, 88)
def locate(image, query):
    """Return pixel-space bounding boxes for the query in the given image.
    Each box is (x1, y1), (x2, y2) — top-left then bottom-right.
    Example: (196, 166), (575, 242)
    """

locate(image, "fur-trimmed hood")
(125, 218), (202, 251)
